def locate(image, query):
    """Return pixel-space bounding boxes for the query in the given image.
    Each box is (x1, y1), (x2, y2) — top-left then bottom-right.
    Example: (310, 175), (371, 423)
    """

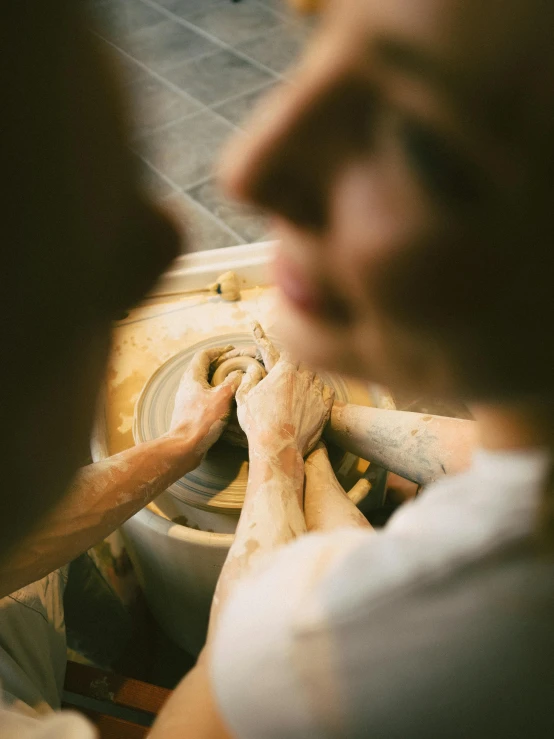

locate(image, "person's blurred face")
(220, 0), (554, 398)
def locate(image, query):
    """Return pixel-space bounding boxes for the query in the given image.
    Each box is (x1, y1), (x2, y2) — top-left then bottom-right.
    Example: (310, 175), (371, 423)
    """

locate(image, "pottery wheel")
(134, 333), (368, 514)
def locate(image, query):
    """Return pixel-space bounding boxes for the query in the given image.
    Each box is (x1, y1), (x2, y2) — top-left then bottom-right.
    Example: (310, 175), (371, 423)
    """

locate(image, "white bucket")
(121, 495), (235, 655)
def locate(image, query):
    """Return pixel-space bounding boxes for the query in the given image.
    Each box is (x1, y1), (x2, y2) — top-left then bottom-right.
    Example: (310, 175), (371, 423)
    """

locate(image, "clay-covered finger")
(188, 345), (234, 385)
(313, 374), (324, 392)
(212, 344), (259, 369)
(300, 367), (316, 383)
(322, 384), (335, 407)
(217, 369), (244, 395)
(235, 363), (265, 404)
(251, 321), (280, 371)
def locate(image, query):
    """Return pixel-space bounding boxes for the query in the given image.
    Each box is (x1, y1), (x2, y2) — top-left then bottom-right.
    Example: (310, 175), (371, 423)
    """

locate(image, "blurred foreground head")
(222, 0), (554, 403)
(0, 0), (179, 560)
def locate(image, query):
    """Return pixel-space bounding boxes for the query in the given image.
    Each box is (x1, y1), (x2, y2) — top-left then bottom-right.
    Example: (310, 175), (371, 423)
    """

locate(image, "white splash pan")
(92, 241), (394, 655)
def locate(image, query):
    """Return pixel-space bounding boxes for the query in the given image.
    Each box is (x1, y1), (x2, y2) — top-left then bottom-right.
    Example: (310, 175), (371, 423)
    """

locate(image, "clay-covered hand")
(168, 346), (243, 460)
(235, 323), (335, 457)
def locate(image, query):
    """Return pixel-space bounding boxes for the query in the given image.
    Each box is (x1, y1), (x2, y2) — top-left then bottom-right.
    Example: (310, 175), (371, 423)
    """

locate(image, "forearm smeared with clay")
(1, 345), (241, 598)
(149, 445), (303, 739)
(0, 432), (201, 598)
(326, 403), (478, 485)
(208, 322), (334, 636)
(154, 440), (306, 739)
(208, 440), (306, 636)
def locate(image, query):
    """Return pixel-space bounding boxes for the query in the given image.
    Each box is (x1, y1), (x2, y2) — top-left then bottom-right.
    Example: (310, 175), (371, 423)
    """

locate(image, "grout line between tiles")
(165, 16), (292, 59)
(208, 79), (276, 112)
(95, 2), (282, 244)
(139, 157), (245, 242)
(182, 172), (218, 193)
(198, 18), (296, 55)
(99, 34), (208, 107)
(134, 105), (206, 139)
(195, 39), (285, 83)
(98, 22), (293, 127)
(99, 35), (250, 132)
(250, 0), (298, 22)
(140, 157), (180, 197)
(134, 0), (286, 81)
(179, 191), (246, 243)
(145, 44), (232, 70)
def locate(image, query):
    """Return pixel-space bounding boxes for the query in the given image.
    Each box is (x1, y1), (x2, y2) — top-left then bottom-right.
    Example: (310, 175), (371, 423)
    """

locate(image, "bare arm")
(151, 443), (306, 739)
(326, 403), (478, 485)
(209, 440), (306, 638)
(304, 442), (371, 532)
(148, 654), (233, 739)
(150, 323), (334, 739)
(209, 321), (334, 630)
(0, 346), (242, 598)
(1, 433), (199, 598)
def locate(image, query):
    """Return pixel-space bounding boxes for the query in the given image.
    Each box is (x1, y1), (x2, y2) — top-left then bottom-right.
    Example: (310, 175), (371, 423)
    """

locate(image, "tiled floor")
(89, 0), (311, 251)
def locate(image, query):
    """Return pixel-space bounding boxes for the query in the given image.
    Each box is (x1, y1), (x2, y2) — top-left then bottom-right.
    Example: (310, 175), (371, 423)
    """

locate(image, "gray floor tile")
(122, 18), (219, 74)
(129, 75), (202, 136)
(187, 178), (268, 243)
(116, 57), (151, 86)
(97, 39), (151, 85)
(236, 24), (306, 75)
(137, 110), (236, 189)
(164, 192), (239, 252)
(92, 0), (295, 249)
(93, 0), (165, 40)
(140, 162), (177, 199)
(187, 1), (283, 46)
(212, 82), (277, 128)
(86, 0), (113, 31)
(166, 49), (274, 106)
(255, 0), (297, 19)
(149, 0), (227, 18)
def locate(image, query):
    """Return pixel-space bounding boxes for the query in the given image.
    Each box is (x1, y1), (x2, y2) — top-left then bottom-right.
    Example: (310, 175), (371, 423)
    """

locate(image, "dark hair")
(0, 1), (176, 561)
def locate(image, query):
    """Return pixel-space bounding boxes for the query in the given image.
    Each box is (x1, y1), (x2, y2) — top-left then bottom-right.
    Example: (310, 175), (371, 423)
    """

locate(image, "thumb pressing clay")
(211, 356), (266, 387)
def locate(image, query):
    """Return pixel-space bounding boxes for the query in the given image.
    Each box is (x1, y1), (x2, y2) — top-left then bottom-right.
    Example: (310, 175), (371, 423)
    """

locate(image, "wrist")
(249, 440), (304, 480)
(162, 426), (205, 472)
(249, 435), (300, 458)
(305, 442), (330, 468)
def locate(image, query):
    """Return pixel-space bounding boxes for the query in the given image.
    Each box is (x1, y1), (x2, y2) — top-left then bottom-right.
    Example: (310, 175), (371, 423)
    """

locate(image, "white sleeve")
(210, 529), (370, 739)
(0, 706), (95, 739)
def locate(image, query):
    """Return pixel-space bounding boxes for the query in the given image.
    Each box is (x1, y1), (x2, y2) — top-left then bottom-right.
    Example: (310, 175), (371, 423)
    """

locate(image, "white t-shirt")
(2, 449), (552, 737)
(211, 449), (554, 739)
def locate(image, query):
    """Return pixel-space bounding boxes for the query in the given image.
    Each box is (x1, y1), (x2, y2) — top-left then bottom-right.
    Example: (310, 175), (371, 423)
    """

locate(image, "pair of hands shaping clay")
(208, 323), (335, 457)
